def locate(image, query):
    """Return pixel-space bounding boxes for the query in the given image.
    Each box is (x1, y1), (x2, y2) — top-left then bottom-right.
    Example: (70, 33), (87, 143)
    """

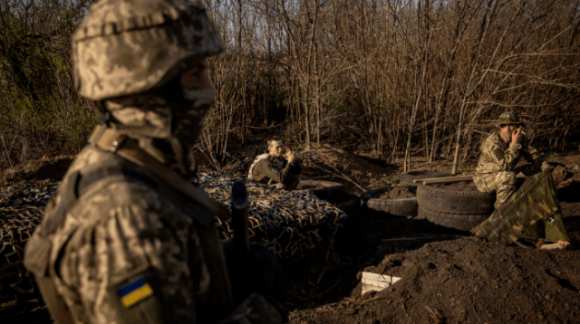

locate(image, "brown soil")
(329, 236), (580, 324)
(376, 186), (416, 199)
(0, 155), (73, 185)
(202, 147), (399, 195)
(432, 180), (479, 191)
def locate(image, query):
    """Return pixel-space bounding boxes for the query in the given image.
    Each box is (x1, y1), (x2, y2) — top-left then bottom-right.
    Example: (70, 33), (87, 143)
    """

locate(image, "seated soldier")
(473, 111), (553, 210)
(248, 139), (301, 190)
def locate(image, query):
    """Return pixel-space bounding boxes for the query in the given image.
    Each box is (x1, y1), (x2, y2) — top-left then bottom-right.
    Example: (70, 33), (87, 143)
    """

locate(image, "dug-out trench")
(285, 180), (580, 324)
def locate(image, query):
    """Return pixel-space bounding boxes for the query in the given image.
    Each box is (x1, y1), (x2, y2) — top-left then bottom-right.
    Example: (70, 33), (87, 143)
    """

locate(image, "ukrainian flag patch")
(118, 277), (153, 308)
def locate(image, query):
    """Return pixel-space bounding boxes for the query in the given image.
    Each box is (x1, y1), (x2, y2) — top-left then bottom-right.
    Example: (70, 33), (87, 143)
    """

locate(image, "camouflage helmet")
(495, 111), (524, 127)
(72, 0), (224, 101)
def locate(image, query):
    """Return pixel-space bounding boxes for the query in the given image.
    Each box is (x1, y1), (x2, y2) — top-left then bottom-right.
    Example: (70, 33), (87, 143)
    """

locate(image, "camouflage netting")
(0, 182), (58, 319)
(0, 207), (46, 318)
(473, 172), (569, 244)
(195, 173), (348, 263)
(0, 174), (347, 318)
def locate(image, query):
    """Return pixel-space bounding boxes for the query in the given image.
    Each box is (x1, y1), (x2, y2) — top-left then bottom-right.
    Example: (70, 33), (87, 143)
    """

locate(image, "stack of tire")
(360, 172), (450, 217)
(360, 186), (418, 217)
(416, 176), (496, 232)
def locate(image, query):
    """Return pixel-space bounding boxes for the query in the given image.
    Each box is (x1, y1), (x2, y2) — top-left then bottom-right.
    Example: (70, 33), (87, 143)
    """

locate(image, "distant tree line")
(1, 0), (580, 173)
(0, 0), (98, 168)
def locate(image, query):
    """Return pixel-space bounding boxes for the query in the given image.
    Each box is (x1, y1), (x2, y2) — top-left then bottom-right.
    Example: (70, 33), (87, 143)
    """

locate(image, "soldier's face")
(169, 57), (216, 148)
(180, 58), (212, 88)
(268, 141), (283, 157)
(500, 124), (521, 141)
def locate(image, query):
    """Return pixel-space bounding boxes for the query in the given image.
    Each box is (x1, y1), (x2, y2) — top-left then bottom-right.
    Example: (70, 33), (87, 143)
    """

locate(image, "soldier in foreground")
(23, 1), (284, 323)
(473, 111), (552, 209)
(248, 139), (301, 190)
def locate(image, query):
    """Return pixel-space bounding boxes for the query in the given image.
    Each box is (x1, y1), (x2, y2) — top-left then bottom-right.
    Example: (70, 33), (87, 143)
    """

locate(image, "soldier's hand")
(511, 126), (523, 143)
(541, 161), (554, 173)
(286, 151), (295, 164)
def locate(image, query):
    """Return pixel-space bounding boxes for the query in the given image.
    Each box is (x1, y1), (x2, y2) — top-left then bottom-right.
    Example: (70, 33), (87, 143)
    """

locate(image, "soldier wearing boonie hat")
(23, 1), (285, 323)
(474, 111), (552, 209)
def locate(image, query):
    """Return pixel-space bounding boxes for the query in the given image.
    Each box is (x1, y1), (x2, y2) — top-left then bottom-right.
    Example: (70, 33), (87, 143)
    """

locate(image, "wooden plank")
(413, 175), (473, 184)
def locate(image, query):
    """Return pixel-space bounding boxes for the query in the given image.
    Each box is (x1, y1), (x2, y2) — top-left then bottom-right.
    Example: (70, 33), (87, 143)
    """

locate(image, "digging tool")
(229, 181), (252, 303)
(231, 181), (250, 258)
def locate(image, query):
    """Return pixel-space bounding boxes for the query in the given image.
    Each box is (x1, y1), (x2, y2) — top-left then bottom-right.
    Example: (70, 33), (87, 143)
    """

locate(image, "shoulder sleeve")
(480, 135), (520, 171)
(254, 158), (283, 183)
(57, 182), (208, 324)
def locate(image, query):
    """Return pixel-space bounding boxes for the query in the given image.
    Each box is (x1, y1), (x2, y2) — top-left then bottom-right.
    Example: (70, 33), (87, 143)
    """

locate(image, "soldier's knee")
(500, 171), (516, 186)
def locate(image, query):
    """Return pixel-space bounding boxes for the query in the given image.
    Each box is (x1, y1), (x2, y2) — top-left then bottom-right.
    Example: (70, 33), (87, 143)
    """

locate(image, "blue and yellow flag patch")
(118, 277), (153, 308)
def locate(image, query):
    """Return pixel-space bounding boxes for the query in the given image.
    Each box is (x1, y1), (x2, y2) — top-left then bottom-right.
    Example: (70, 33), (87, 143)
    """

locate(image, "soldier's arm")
(488, 142), (521, 171)
(255, 158), (284, 183)
(58, 183), (283, 324)
(57, 185), (206, 324)
(521, 136), (547, 168)
(277, 158), (298, 184)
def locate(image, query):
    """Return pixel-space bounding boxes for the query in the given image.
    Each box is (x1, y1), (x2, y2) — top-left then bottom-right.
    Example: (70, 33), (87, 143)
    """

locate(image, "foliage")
(1, 0), (580, 171)
(0, 0), (98, 168)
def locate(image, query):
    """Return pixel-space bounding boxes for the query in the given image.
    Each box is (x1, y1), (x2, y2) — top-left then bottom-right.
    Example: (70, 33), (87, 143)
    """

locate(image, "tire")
(297, 180), (345, 203)
(417, 183), (495, 214)
(360, 186), (418, 217)
(367, 197), (418, 217)
(417, 207), (489, 232)
(359, 187), (390, 206)
(399, 171), (451, 187)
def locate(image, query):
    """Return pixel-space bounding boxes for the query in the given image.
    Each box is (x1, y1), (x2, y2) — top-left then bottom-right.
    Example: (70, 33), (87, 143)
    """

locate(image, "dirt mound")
(287, 162), (580, 324)
(302, 148), (395, 176)
(375, 186), (416, 199)
(211, 147), (399, 194)
(303, 236), (580, 324)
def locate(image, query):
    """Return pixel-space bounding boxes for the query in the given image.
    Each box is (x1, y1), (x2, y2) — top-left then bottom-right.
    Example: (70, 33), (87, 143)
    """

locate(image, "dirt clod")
(432, 180), (479, 191)
(552, 165), (570, 183)
(372, 186), (416, 199)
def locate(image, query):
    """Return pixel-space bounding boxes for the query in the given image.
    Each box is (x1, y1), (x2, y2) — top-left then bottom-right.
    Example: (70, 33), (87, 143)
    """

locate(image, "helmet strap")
(170, 137), (189, 175)
(95, 100), (116, 125)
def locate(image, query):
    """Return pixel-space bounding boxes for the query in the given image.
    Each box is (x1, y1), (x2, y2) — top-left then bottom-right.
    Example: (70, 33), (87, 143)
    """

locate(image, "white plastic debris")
(361, 272), (402, 295)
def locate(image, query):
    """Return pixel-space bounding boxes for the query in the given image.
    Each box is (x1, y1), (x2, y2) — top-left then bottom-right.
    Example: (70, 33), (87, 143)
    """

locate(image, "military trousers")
(473, 171), (516, 210)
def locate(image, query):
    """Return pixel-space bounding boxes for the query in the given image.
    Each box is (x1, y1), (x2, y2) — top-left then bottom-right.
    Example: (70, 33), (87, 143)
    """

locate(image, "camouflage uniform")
(23, 1), (281, 324)
(472, 172), (569, 244)
(473, 112), (547, 209)
(251, 156), (301, 190)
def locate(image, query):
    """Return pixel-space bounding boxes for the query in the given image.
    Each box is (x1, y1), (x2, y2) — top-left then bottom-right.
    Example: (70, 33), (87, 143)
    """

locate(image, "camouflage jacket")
(475, 132), (546, 175)
(252, 156), (293, 184)
(24, 144), (280, 324)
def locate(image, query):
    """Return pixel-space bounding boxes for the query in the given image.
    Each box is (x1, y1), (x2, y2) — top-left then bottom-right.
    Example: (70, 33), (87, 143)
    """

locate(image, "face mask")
(171, 86), (216, 148)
